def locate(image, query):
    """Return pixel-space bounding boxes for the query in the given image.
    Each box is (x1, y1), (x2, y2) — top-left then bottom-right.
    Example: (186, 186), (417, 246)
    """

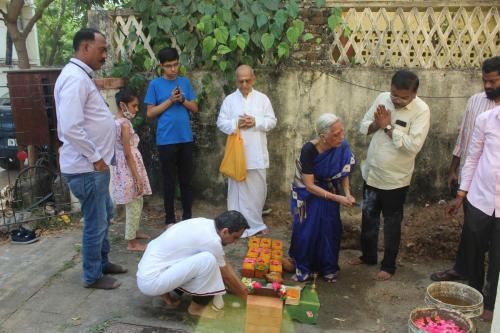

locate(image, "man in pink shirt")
(448, 65), (500, 320)
(431, 57), (500, 283)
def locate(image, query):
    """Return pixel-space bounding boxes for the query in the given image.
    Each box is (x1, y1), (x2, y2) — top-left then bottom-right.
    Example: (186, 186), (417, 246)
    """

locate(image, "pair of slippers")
(10, 226), (39, 244)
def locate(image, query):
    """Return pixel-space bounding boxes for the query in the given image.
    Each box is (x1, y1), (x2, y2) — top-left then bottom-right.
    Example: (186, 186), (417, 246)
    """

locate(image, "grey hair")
(316, 113), (340, 136)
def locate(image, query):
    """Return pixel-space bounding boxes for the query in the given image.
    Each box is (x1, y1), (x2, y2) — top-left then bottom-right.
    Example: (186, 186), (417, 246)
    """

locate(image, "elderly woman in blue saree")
(289, 113), (356, 282)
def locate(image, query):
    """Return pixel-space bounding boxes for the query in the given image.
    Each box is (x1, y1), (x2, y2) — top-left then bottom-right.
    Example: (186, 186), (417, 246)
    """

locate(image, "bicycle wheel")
(13, 166), (55, 211)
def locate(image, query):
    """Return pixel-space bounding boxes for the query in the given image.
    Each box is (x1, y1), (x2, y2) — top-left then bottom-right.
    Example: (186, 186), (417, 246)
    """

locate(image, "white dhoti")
(228, 169), (267, 237)
(137, 251), (226, 297)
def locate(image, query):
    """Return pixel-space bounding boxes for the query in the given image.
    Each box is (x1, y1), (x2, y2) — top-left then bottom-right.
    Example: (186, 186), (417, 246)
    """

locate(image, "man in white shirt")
(137, 211), (249, 318)
(217, 65), (277, 237)
(55, 28), (126, 290)
(350, 70), (430, 281)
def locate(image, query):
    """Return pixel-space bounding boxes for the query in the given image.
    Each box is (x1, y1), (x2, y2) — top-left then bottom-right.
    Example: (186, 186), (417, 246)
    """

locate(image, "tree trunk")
(3, 0), (57, 69)
(10, 31), (30, 69)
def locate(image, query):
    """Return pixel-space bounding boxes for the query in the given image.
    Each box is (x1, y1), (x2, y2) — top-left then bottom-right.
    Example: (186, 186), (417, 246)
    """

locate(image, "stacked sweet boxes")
(242, 237), (283, 279)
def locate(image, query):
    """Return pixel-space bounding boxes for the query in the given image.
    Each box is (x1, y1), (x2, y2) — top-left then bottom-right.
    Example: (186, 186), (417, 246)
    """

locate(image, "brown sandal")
(103, 263), (128, 275)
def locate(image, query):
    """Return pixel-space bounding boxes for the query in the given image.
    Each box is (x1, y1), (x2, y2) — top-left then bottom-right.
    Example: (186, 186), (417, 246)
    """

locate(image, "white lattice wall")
(331, 6), (499, 68)
(112, 14), (156, 61)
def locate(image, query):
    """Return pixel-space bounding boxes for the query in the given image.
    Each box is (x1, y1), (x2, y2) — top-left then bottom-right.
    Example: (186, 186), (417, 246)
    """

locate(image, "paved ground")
(0, 202), (493, 333)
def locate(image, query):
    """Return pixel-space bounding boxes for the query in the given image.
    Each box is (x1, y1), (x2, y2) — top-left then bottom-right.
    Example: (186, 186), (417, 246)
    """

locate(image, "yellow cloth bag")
(219, 127), (247, 181)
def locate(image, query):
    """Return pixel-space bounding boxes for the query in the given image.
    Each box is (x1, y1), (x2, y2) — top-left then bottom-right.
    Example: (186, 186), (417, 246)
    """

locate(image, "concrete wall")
(88, 5), (487, 204)
(185, 67), (483, 204)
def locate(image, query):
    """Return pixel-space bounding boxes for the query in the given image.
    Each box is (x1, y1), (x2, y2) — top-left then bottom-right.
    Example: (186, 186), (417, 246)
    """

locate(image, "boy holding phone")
(145, 48), (198, 226)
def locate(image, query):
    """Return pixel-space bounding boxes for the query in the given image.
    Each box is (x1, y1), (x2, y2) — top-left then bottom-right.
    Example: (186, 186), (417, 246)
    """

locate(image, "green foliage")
(109, 44), (152, 92)
(36, 0), (83, 65)
(36, 0), (121, 66)
(126, 0), (346, 75)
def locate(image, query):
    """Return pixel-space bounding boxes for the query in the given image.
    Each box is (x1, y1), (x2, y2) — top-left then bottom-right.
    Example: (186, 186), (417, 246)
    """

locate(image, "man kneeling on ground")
(136, 210), (249, 317)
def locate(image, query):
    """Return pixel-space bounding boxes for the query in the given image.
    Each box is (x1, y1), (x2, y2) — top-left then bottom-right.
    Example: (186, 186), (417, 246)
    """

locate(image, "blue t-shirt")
(144, 76), (197, 145)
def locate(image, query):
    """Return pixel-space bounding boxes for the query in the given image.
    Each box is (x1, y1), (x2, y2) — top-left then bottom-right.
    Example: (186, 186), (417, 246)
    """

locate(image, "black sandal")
(430, 269), (464, 282)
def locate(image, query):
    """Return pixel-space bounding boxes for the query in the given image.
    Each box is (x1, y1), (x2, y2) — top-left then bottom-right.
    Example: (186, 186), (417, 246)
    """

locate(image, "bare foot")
(480, 309), (493, 322)
(127, 240), (146, 252)
(348, 258), (365, 266)
(257, 228), (269, 235)
(375, 271), (393, 281)
(188, 302), (224, 319)
(135, 231), (151, 240)
(161, 293), (181, 309)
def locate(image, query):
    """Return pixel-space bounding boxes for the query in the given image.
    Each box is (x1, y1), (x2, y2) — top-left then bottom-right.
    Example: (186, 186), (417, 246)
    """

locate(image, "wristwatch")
(383, 124), (393, 133)
(180, 95), (186, 104)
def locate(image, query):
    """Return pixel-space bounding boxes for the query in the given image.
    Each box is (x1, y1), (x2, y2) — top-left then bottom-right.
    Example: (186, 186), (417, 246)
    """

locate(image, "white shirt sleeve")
(254, 96), (277, 132)
(391, 107), (430, 154)
(459, 114), (485, 192)
(217, 98), (237, 135)
(207, 240), (226, 267)
(360, 94), (380, 135)
(57, 76), (101, 163)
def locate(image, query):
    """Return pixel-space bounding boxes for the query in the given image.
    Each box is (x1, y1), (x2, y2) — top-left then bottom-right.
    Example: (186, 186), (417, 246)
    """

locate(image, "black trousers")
(359, 183), (409, 274)
(463, 199), (500, 310)
(158, 142), (193, 225)
(451, 206), (468, 277)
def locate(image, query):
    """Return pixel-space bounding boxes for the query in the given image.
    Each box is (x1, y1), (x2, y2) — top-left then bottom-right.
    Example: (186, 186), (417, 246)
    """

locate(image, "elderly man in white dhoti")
(217, 65), (277, 237)
(136, 211), (249, 318)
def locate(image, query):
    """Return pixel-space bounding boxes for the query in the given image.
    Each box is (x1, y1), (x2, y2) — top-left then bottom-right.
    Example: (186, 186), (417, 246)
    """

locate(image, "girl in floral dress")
(112, 87), (152, 251)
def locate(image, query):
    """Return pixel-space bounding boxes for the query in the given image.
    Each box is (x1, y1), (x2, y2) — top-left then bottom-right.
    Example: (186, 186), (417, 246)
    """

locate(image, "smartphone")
(174, 85), (180, 94)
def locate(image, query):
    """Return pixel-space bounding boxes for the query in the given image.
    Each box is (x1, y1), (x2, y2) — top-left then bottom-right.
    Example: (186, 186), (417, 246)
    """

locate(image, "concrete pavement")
(0, 213), (493, 333)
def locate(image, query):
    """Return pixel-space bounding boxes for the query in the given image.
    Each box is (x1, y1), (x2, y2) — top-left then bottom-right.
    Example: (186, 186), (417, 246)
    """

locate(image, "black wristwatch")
(180, 95), (186, 104)
(383, 124), (393, 133)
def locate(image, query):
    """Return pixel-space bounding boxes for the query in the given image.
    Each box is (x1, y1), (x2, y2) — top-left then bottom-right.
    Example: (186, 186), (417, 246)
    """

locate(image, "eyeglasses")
(161, 62), (179, 69)
(390, 94), (412, 104)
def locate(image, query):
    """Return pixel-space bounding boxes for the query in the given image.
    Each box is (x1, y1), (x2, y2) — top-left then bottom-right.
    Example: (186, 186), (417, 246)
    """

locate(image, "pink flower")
(252, 281), (262, 289)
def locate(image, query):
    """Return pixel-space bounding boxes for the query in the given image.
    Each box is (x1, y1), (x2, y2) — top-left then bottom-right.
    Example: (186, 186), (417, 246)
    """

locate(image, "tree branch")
(22, 0), (55, 39)
(5, 0), (24, 24)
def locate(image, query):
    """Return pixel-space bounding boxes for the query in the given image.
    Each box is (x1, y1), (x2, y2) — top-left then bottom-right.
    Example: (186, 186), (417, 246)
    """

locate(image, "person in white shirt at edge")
(55, 28), (127, 290)
(216, 65), (277, 237)
(136, 211), (249, 318)
(349, 70), (430, 281)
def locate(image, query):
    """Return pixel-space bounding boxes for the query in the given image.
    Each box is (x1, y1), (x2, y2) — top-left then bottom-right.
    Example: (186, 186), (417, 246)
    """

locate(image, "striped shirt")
(453, 92), (496, 179)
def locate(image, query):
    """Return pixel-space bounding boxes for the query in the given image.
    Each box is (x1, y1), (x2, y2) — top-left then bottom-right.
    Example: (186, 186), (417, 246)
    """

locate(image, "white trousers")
(137, 252), (226, 297)
(228, 169), (267, 237)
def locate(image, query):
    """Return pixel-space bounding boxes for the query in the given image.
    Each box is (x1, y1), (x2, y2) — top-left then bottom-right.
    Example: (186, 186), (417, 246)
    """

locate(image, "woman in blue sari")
(289, 113), (356, 282)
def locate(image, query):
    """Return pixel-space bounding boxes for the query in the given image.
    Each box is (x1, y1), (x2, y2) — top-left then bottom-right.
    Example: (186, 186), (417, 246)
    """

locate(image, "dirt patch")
(0, 197), (465, 262)
(262, 199), (464, 262)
